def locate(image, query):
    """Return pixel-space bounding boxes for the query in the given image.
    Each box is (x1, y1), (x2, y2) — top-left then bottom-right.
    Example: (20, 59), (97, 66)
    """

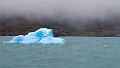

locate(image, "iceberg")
(8, 28), (65, 44)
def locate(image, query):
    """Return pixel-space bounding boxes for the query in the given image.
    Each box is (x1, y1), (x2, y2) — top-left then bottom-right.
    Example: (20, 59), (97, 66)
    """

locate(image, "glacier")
(8, 28), (65, 44)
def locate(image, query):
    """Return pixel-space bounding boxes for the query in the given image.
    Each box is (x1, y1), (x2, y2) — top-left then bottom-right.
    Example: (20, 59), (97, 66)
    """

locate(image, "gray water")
(0, 36), (120, 68)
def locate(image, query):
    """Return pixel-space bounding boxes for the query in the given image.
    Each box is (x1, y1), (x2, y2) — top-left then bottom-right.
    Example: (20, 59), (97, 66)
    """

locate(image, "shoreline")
(0, 17), (120, 36)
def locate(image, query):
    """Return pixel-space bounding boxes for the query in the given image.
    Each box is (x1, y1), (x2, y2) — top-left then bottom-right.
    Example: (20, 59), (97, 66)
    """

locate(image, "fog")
(0, 0), (120, 18)
(0, 0), (120, 36)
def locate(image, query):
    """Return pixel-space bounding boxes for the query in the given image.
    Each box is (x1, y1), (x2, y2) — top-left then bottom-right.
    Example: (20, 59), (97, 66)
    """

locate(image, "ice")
(8, 28), (65, 44)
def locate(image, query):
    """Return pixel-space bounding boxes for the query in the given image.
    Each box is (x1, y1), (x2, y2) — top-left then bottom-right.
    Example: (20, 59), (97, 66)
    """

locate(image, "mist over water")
(0, 0), (120, 31)
(0, 0), (120, 18)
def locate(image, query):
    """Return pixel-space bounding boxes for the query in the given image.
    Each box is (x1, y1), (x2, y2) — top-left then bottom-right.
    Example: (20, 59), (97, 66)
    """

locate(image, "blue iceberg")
(8, 28), (65, 44)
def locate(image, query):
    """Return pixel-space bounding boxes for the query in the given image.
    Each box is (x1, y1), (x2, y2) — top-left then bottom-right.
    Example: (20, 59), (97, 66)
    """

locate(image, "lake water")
(0, 36), (120, 68)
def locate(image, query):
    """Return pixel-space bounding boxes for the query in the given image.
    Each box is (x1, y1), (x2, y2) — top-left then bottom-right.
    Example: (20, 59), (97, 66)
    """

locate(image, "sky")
(0, 0), (120, 19)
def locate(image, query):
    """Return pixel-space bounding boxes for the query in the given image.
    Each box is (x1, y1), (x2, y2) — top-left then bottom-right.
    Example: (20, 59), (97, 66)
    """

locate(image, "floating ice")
(8, 28), (65, 44)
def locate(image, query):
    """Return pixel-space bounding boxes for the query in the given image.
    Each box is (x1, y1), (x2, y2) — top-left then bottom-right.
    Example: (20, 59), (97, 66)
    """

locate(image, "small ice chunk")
(8, 28), (65, 44)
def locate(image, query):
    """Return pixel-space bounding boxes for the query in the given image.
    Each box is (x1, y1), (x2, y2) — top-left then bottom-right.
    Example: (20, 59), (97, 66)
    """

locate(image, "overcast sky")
(0, 0), (120, 19)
